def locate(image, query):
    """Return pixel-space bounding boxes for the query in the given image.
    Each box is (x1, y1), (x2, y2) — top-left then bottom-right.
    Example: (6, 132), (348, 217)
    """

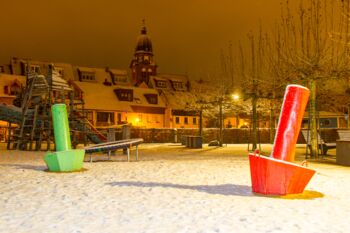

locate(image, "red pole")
(271, 85), (310, 162)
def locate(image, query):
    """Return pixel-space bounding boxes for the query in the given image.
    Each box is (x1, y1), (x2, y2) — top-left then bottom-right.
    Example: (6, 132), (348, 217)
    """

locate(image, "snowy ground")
(1, 143), (350, 233)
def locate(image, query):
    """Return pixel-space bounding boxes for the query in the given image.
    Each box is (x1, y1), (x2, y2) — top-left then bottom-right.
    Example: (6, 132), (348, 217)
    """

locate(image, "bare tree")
(234, 27), (282, 150)
(274, 0), (350, 158)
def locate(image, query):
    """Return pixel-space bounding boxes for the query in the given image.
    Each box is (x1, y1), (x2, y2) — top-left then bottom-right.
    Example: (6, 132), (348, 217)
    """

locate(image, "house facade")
(0, 23), (200, 130)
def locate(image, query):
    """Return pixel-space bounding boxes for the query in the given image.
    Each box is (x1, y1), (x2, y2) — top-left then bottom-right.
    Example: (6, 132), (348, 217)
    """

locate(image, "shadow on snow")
(106, 181), (253, 196)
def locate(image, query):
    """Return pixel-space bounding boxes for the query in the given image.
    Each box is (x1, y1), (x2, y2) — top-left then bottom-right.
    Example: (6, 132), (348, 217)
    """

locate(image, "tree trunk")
(309, 79), (319, 158)
(269, 99), (275, 144)
(219, 101), (223, 147)
(199, 109), (203, 136)
(252, 96), (258, 150)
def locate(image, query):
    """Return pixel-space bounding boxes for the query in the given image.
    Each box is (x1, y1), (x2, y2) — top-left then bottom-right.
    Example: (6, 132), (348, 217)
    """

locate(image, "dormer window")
(24, 64), (41, 74)
(171, 81), (184, 91)
(30, 65), (41, 74)
(155, 80), (167, 88)
(108, 69), (128, 84)
(144, 93), (158, 104)
(114, 88), (133, 102)
(80, 71), (95, 82)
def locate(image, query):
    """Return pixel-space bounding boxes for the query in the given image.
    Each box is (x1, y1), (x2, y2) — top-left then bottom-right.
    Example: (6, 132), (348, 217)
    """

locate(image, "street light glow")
(232, 94), (239, 100)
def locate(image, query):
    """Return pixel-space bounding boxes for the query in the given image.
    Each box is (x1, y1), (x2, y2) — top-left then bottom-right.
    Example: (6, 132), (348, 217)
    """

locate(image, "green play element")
(52, 104), (72, 151)
(44, 149), (85, 172)
(44, 104), (85, 172)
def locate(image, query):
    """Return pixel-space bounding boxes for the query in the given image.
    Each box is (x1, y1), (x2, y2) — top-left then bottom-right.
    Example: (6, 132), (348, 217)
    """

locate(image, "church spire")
(130, 20), (157, 86)
(141, 18), (147, 35)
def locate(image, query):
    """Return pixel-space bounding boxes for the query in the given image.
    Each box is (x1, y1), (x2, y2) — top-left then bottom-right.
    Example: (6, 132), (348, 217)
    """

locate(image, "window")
(155, 80), (167, 88)
(175, 117), (180, 124)
(172, 81), (183, 90)
(0, 66), (4, 73)
(144, 94), (158, 104)
(79, 71), (95, 81)
(96, 112), (114, 126)
(114, 89), (133, 101)
(319, 118), (337, 128)
(116, 76), (127, 83)
(23, 64), (41, 74)
(193, 117), (197, 125)
(184, 117), (188, 124)
(4, 86), (9, 95)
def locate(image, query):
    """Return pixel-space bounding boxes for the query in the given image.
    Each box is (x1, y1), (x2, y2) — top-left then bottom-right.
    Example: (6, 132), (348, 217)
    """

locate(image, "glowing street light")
(232, 94), (239, 101)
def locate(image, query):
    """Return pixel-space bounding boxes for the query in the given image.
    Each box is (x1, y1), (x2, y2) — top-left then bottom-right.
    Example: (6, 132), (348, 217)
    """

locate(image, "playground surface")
(0, 143), (349, 233)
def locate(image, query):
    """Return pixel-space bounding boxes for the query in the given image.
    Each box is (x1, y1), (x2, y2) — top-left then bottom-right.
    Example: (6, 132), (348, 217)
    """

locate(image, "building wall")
(126, 112), (164, 128)
(89, 109), (165, 128)
(171, 115), (199, 129)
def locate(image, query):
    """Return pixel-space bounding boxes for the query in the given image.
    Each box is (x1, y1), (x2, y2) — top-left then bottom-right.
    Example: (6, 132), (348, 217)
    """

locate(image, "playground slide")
(0, 104), (106, 144)
(0, 104), (22, 124)
(75, 117), (107, 144)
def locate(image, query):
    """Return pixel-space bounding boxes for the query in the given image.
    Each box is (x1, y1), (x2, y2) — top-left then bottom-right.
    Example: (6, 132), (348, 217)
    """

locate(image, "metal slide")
(0, 104), (106, 144)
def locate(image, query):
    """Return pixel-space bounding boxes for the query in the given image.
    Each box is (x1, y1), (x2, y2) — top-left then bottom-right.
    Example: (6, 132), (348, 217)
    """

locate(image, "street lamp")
(232, 94), (239, 101)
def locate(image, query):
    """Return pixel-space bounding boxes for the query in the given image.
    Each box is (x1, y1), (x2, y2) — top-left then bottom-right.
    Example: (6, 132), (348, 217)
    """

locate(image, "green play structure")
(44, 104), (85, 172)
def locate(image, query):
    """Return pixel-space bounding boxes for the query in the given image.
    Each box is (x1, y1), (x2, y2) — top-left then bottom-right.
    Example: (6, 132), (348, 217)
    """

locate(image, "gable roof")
(73, 81), (166, 112)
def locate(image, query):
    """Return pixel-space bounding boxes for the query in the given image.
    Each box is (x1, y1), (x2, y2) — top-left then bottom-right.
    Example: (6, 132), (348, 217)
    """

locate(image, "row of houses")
(0, 23), (348, 142)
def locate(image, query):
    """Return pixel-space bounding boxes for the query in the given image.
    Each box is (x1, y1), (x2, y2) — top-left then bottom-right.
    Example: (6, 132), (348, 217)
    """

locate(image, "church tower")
(130, 21), (157, 86)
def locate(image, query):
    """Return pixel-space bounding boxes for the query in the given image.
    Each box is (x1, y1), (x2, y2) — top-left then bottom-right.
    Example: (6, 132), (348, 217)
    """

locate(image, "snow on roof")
(74, 81), (166, 112)
(108, 69), (128, 75)
(76, 66), (111, 84)
(157, 73), (189, 82)
(74, 82), (132, 112)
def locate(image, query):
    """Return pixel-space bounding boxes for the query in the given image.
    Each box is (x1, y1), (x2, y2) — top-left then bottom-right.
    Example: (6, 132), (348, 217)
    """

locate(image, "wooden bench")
(301, 130), (336, 155)
(84, 138), (144, 162)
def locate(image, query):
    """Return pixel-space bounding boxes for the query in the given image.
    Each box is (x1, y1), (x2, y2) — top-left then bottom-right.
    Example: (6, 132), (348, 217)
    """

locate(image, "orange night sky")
(0, 0), (285, 79)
